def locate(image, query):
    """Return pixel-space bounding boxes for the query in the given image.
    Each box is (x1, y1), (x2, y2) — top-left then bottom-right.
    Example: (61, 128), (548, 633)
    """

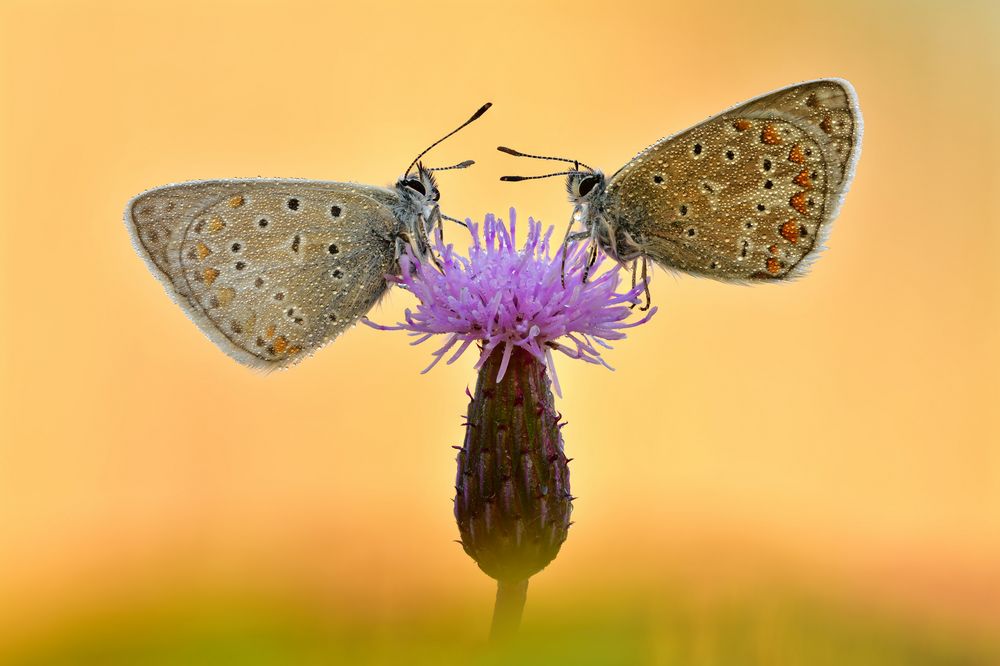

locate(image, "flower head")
(367, 209), (655, 394)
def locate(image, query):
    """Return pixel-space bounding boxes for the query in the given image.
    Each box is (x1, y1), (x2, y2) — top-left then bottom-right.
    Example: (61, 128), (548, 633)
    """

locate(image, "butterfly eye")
(403, 179), (426, 196)
(432, 189), (441, 202)
(578, 175), (600, 197)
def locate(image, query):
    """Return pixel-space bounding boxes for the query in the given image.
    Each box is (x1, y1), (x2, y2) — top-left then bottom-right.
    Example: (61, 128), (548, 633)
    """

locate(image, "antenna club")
(430, 159), (477, 172)
(470, 102), (493, 122)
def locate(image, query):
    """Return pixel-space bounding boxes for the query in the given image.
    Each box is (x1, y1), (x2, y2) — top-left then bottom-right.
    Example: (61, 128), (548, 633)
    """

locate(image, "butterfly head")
(393, 101), (491, 243)
(396, 163), (441, 211)
(567, 171), (605, 205)
(497, 145), (605, 223)
(566, 170), (606, 235)
(392, 163), (442, 261)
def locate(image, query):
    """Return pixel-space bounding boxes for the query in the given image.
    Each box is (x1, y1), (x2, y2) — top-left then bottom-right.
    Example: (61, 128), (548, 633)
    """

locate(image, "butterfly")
(126, 103), (491, 369)
(499, 79), (862, 303)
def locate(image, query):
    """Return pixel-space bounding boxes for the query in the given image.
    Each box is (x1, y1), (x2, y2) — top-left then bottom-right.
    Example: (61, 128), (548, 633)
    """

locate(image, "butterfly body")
(563, 79), (862, 282)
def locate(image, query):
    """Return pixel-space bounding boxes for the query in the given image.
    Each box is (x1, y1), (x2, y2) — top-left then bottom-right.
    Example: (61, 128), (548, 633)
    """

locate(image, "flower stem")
(490, 578), (528, 642)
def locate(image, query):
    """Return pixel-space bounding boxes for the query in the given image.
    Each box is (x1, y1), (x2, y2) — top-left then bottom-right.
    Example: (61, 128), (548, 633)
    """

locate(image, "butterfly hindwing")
(127, 179), (399, 368)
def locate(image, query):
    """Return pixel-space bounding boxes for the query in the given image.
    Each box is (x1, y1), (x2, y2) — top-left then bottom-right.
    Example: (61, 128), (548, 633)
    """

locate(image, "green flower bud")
(454, 345), (573, 584)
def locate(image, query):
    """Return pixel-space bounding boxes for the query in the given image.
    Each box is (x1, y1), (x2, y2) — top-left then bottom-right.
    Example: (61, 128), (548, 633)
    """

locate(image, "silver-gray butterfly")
(500, 79), (862, 300)
(126, 103), (491, 369)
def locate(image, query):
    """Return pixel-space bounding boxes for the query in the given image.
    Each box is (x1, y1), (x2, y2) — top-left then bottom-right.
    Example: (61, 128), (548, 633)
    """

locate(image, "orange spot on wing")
(790, 192), (809, 214)
(788, 145), (806, 164)
(273, 336), (288, 354)
(208, 216), (225, 232)
(767, 258), (782, 274)
(780, 220), (800, 243)
(793, 169), (813, 189)
(265, 324), (275, 339)
(195, 242), (211, 260)
(229, 195), (245, 208)
(761, 124), (782, 145)
(202, 268), (219, 285)
(768, 245), (778, 254)
(733, 119), (751, 131)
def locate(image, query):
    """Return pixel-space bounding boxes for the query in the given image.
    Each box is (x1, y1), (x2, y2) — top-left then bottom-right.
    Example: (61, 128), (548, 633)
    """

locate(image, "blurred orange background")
(1, 0), (998, 662)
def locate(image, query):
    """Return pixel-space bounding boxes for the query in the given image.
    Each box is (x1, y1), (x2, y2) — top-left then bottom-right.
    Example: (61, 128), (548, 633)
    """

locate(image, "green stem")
(490, 578), (529, 642)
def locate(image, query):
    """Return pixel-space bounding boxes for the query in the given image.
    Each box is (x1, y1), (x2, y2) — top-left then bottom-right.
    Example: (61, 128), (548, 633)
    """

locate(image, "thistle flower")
(367, 209), (655, 640)
(366, 208), (655, 396)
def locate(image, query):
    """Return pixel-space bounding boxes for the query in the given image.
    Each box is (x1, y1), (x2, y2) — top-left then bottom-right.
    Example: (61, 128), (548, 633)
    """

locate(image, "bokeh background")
(1, 0), (998, 663)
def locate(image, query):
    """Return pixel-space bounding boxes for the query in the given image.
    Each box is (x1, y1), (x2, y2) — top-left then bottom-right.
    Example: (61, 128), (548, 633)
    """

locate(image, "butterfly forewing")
(605, 79), (860, 281)
(128, 180), (399, 368)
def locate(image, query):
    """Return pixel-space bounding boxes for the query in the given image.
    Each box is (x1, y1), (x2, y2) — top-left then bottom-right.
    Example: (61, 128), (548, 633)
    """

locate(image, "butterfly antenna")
(405, 103), (492, 176)
(429, 160), (475, 172)
(501, 170), (585, 182)
(497, 146), (593, 172)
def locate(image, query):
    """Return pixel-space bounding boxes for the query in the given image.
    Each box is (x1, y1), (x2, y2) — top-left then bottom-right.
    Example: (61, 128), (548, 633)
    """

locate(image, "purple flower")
(366, 208), (655, 395)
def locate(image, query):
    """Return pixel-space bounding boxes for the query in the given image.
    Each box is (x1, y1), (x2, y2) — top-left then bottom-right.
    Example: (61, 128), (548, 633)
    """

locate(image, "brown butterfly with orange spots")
(500, 79), (862, 301)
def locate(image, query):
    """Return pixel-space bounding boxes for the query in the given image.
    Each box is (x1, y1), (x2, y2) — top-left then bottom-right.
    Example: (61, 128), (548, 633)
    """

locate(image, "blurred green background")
(0, 586), (1000, 666)
(2, 585), (997, 665)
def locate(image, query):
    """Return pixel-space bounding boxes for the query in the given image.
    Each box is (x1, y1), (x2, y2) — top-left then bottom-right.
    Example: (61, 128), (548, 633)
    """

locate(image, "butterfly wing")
(604, 79), (862, 281)
(126, 179), (400, 368)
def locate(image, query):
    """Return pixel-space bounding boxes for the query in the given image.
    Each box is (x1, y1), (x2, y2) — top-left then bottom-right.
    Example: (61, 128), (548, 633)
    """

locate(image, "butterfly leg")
(559, 210), (579, 287)
(581, 223), (601, 283)
(560, 230), (591, 283)
(582, 242), (599, 283)
(629, 258), (640, 309)
(600, 215), (620, 264)
(408, 232), (425, 264)
(425, 241), (445, 271)
(638, 255), (652, 312)
(422, 208), (446, 271)
(433, 213), (445, 244)
(429, 206), (448, 241)
(394, 227), (439, 272)
(394, 234), (410, 266)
